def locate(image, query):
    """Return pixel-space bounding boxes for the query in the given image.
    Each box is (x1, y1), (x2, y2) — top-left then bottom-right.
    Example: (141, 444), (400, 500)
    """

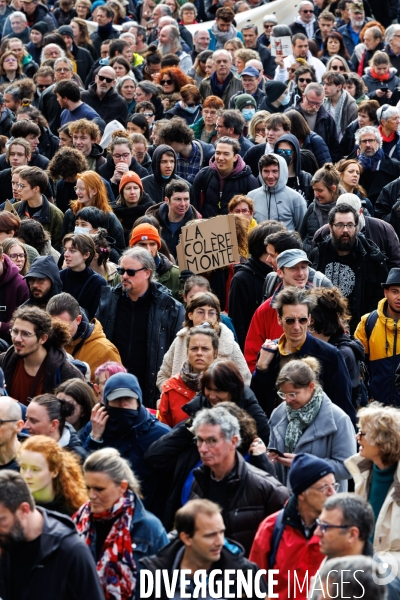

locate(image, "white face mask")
(74, 226), (91, 234)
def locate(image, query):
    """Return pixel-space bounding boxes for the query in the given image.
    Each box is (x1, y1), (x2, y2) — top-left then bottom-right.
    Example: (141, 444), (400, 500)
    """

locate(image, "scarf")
(74, 489), (137, 600)
(313, 198), (337, 228)
(358, 147), (385, 172)
(324, 89), (346, 139)
(285, 386), (324, 453)
(210, 22), (238, 49)
(370, 68), (390, 82)
(180, 360), (203, 391)
(378, 124), (396, 143)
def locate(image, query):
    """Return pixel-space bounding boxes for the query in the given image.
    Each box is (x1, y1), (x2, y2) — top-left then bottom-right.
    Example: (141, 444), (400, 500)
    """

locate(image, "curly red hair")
(157, 66), (191, 91)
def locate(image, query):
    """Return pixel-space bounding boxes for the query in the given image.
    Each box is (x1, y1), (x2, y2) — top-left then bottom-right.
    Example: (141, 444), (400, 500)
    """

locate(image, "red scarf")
(73, 489), (136, 600)
(378, 124), (396, 143)
(370, 68), (390, 81)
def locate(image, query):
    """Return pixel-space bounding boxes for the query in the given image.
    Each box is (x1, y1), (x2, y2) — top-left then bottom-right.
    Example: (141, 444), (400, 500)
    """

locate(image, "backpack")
(267, 510), (285, 569)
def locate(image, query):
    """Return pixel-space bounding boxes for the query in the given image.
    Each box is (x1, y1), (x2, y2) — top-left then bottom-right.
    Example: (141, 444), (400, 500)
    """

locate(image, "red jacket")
(158, 374), (197, 427)
(249, 506), (323, 600)
(244, 296), (283, 372)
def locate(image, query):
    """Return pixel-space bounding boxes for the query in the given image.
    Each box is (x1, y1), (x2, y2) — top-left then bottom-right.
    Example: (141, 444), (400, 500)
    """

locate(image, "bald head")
(95, 66), (116, 95)
(0, 397), (22, 422)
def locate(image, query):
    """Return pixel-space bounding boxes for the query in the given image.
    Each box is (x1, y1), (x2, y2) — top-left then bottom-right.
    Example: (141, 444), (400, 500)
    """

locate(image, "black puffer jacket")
(299, 201), (324, 255)
(375, 178), (400, 237)
(228, 257), (272, 351)
(330, 333), (365, 405)
(98, 153), (149, 198)
(191, 452), (289, 556)
(95, 282), (185, 408)
(81, 82), (128, 126)
(340, 118), (360, 157)
(145, 200), (199, 259)
(142, 144), (192, 204)
(71, 42), (92, 83)
(112, 193), (155, 246)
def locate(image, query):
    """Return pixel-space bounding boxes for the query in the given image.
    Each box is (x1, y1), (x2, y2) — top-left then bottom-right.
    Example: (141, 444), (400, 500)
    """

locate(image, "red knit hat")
(129, 223), (161, 249)
(119, 171), (144, 194)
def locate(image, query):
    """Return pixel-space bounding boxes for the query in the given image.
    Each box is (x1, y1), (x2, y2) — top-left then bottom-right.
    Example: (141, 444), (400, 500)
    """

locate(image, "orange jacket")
(158, 374), (197, 427)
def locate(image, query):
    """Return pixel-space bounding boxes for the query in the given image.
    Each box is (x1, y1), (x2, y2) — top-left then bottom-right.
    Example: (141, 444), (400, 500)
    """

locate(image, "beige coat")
(345, 454), (400, 569)
(156, 323), (251, 391)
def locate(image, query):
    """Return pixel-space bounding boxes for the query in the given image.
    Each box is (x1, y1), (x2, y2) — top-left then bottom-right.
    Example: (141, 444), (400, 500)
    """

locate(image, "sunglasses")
(282, 317), (309, 325)
(161, 79), (173, 85)
(186, 103), (196, 107)
(98, 75), (114, 83)
(289, 68), (298, 73)
(301, 9), (314, 12)
(116, 266), (147, 276)
(331, 65), (345, 71)
(298, 77), (312, 83)
(143, 112), (154, 117)
(276, 149), (293, 156)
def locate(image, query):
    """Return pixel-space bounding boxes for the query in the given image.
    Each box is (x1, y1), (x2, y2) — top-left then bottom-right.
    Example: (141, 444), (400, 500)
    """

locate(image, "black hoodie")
(24, 255), (63, 308)
(141, 145), (192, 204)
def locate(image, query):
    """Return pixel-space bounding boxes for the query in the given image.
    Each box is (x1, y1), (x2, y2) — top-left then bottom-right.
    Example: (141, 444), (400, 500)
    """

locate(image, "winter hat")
(234, 94), (257, 111)
(119, 171), (143, 194)
(31, 21), (49, 35)
(265, 80), (287, 103)
(91, 0), (106, 10)
(289, 453), (335, 496)
(129, 223), (161, 249)
(58, 25), (74, 39)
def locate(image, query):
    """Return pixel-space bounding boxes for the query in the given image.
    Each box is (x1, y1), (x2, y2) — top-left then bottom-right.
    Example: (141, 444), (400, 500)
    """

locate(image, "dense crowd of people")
(0, 0), (399, 597)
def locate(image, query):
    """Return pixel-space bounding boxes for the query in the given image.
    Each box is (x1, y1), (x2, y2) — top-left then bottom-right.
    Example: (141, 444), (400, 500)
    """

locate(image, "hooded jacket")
(112, 193), (155, 246)
(228, 256), (273, 350)
(155, 252), (180, 300)
(156, 323), (251, 391)
(96, 281), (185, 408)
(142, 145), (192, 204)
(24, 255), (62, 308)
(356, 297), (400, 406)
(0, 254), (29, 339)
(273, 133), (313, 203)
(13, 195), (64, 250)
(145, 200), (199, 259)
(98, 153), (149, 198)
(310, 234), (388, 332)
(81, 82), (129, 126)
(165, 101), (202, 125)
(192, 154), (259, 218)
(362, 67), (400, 105)
(85, 372), (170, 498)
(0, 508), (105, 600)
(247, 153), (307, 229)
(65, 313), (121, 383)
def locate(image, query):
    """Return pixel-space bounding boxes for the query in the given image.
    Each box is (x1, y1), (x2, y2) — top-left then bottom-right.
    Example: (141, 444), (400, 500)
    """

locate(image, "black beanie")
(265, 80), (287, 103)
(31, 21), (49, 36)
(289, 453), (335, 496)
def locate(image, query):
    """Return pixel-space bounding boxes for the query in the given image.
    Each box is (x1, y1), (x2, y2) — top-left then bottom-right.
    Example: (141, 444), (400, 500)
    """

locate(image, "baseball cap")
(104, 373), (141, 402)
(240, 65), (260, 78)
(350, 1), (364, 12)
(277, 249), (311, 270)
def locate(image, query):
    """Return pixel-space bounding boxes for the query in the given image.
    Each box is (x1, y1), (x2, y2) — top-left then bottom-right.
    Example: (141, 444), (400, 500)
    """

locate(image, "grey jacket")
(268, 391), (356, 491)
(322, 90), (358, 138)
(247, 153), (307, 231)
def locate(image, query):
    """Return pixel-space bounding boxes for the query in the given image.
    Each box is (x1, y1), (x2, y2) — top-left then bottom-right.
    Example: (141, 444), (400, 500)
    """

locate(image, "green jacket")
(190, 117), (217, 143)
(156, 253), (181, 301)
(14, 196), (64, 250)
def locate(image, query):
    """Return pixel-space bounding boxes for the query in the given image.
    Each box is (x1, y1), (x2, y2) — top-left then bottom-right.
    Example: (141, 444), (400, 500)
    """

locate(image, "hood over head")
(273, 132), (301, 179)
(259, 152), (289, 193)
(151, 144), (177, 184)
(25, 255), (63, 295)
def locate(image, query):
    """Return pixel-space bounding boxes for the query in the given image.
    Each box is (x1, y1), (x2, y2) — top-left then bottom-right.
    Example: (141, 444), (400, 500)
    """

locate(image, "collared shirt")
(176, 142), (202, 184)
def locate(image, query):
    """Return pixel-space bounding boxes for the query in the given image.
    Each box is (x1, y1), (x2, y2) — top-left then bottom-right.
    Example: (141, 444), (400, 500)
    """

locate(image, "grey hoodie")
(247, 153), (307, 231)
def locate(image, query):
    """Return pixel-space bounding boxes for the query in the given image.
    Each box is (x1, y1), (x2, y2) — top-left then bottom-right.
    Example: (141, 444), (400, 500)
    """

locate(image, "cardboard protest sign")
(4, 200), (18, 216)
(270, 35), (292, 56)
(176, 214), (240, 275)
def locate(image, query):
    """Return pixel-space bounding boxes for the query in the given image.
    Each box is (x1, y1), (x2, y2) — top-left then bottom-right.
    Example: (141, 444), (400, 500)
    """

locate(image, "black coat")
(289, 101), (342, 162)
(228, 257), (273, 350)
(81, 83), (128, 126)
(62, 209), (125, 255)
(39, 84), (62, 135)
(95, 282), (185, 408)
(112, 193), (155, 246)
(71, 42), (92, 83)
(142, 144), (192, 204)
(90, 26), (119, 54)
(0, 508), (105, 600)
(359, 154), (400, 204)
(191, 452), (289, 556)
(98, 154), (149, 198)
(38, 127), (60, 160)
(0, 107), (15, 138)
(309, 234), (388, 331)
(60, 267), (107, 321)
(375, 178), (400, 238)
(0, 149), (49, 172)
(145, 200), (198, 259)
(340, 118), (360, 157)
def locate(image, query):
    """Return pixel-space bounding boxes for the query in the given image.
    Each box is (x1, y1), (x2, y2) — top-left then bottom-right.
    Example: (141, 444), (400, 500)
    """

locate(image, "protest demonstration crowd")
(0, 0), (400, 596)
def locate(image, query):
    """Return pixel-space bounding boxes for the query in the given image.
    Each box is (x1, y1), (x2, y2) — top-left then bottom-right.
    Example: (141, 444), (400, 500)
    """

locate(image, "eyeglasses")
(331, 65), (346, 71)
(311, 483), (340, 493)
(134, 152), (146, 158)
(195, 436), (224, 448)
(264, 23), (274, 28)
(298, 77), (312, 83)
(288, 68), (298, 74)
(55, 67), (71, 73)
(305, 96), (323, 107)
(36, 83), (51, 90)
(161, 79), (173, 85)
(16, 183), (27, 189)
(10, 328), (36, 340)
(281, 317), (309, 325)
(203, 110), (218, 116)
(143, 112), (154, 117)
(276, 149), (293, 157)
(9, 253), (25, 260)
(193, 308), (217, 318)
(98, 75), (114, 83)
(113, 153), (131, 160)
(316, 519), (351, 534)
(332, 222), (356, 230)
(277, 390), (301, 400)
(73, 186), (86, 192)
(359, 138), (377, 145)
(116, 266), (147, 276)
(0, 420), (19, 427)
(301, 9), (314, 13)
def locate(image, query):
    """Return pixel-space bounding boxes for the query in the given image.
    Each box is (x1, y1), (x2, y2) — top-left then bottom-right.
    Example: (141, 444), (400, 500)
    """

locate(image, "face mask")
(185, 104), (198, 113)
(281, 92), (291, 106)
(242, 108), (256, 121)
(161, 174), (171, 179)
(74, 226), (91, 234)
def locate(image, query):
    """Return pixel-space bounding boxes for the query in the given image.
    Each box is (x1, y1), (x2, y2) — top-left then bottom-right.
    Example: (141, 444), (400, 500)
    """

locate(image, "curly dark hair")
(11, 306), (71, 350)
(91, 228), (111, 267)
(158, 116), (194, 145)
(18, 220), (51, 255)
(294, 64), (317, 85)
(47, 147), (89, 180)
(156, 66), (191, 92)
(309, 286), (351, 337)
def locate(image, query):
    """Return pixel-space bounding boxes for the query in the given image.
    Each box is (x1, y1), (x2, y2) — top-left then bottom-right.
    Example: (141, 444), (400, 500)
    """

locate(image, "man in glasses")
(289, 1), (318, 39)
(81, 66), (128, 126)
(322, 70), (357, 141)
(39, 57), (74, 135)
(310, 203), (387, 333)
(228, 65), (266, 110)
(251, 286), (356, 423)
(96, 246), (185, 409)
(32, 65), (54, 108)
(55, 80), (100, 126)
(250, 454), (337, 600)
